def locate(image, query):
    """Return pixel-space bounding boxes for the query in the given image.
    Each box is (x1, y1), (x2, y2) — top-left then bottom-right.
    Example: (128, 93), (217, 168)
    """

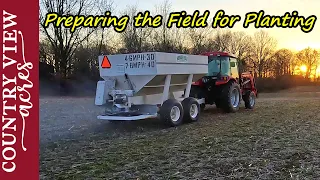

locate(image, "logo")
(101, 56), (111, 68)
(176, 55), (188, 63)
(2, 10), (34, 173)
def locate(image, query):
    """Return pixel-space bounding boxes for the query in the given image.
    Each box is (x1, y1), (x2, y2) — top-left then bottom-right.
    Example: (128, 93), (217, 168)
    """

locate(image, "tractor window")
(230, 57), (239, 79)
(208, 56), (230, 76)
(220, 59), (230, 76)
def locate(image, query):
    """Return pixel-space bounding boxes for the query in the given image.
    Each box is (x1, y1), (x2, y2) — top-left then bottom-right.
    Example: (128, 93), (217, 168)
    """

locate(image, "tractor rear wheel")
(215, 100), (222, 109)
(221, 82), (241, 113)
(159, 99), (184, 127)
(182, 97), (200, 123)
(200, 104), (206, 111)
(243, 91), (256, 109)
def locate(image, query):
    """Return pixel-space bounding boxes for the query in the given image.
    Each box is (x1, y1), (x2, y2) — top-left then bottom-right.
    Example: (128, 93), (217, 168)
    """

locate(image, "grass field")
(40, 87), (320, 179)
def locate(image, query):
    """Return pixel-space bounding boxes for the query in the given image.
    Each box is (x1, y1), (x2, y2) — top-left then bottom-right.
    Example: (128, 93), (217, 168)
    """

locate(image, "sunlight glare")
(316, 66), (320, 78)
(300, 65), (307, 72)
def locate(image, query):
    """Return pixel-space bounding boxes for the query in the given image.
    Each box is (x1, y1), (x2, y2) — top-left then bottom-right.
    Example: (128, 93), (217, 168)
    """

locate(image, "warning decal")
(101, 56), (111, 68)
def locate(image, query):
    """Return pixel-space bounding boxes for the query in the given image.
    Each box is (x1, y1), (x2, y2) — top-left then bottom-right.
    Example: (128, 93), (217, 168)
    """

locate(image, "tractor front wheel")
(221, 82), (241, 113)
(159, 99), (184, 127)
(243, 91), (256, 109)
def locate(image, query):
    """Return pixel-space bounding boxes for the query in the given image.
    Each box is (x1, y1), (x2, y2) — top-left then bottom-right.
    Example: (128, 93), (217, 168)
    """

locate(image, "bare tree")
(119, 5), (153, 53)
(95, 0), (115, 54)
(212, 29), (233, 51)
(188, 27), (214, 54)
(228, 31), (252, 72)
(40, 40), (54, 65)
(210, 30), (252, 72)
(170, 28), (189, 53)
(272, 49), (294, 77)
(152, 0), (179, 52)
(296, 47), (319, 79)
(40, 0), (97, 79)
(249, 30), (277, 78)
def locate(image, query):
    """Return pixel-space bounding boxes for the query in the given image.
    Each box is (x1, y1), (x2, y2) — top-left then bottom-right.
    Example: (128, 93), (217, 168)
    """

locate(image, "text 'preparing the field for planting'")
(44, 10), (317, 33)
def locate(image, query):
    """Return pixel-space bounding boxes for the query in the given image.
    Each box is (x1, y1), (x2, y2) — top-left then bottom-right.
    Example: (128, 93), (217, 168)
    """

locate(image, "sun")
(300, 65), (307, 72)
(294, 65), (320, 78)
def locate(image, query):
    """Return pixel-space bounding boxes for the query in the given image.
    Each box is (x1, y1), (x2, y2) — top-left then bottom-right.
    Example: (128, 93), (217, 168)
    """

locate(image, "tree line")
(39, 0), (320, 82)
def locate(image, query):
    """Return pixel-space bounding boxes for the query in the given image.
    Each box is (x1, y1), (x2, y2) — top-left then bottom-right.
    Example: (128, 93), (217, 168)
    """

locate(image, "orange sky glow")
(118, 0), (320, 50)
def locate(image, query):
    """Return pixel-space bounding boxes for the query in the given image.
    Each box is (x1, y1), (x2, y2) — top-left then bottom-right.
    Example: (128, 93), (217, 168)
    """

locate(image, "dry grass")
(40, 88), (320, 179)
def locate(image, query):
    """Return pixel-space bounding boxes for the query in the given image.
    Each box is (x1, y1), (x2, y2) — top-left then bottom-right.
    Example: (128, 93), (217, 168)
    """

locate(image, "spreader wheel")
(243, 91), (256, 109)
(159, 99), (184, 127)
(181, 97), (200, 123)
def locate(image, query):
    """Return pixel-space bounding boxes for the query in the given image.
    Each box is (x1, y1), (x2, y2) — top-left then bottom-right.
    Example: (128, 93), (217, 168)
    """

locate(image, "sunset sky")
(115, 0), (320, 50)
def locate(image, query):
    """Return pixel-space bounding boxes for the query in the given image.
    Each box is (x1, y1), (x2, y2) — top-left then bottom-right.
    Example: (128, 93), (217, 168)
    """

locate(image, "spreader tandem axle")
(95, 51), (257, 127)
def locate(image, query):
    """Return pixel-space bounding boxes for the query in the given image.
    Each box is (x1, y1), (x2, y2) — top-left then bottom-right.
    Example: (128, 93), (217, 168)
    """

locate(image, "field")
(40, 86), (320, 179)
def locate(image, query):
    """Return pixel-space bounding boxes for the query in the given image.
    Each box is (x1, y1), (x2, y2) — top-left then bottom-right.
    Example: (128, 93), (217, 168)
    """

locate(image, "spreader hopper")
(95, 52), (208, 125)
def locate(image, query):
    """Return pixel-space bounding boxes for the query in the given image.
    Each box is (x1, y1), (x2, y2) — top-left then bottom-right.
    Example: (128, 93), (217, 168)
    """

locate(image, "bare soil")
(40, 87), (320, 179)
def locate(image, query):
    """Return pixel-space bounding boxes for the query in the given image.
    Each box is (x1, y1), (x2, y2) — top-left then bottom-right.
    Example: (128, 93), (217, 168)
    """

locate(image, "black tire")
(200, 103), (206, 111)
(109, 120), (124, 124)
(215, 100), (222, 109)
(181, 97), (200, 123)
(221, 81), (241, 113)
(243, 91), (256, 109)
(159, 99), (184, 127)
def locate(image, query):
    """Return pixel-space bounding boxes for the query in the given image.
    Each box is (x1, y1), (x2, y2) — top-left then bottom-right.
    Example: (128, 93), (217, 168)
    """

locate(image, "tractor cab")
(207, 52), (239, 79)
(193, 52), (240, 86)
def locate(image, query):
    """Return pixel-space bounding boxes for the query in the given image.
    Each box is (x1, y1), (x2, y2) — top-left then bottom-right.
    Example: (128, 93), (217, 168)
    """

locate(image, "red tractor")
(189, 51), (258, 112)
